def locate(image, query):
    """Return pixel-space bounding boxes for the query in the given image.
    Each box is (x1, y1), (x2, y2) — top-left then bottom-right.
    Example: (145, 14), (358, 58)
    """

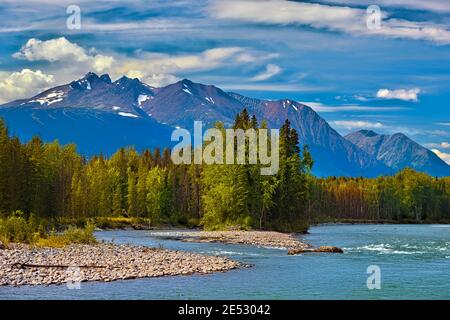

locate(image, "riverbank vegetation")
(0, 211), (96, 247)
(0, 111), (312, 233)
(308, 169), (450, 224)
(1, 112), (449, 239)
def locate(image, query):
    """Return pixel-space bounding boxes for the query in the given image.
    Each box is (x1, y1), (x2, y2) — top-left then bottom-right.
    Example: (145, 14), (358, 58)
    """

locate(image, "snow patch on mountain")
(182, 88), (193, 95)
(137, 94), (150, 107)
(118, 112), (138, 118)
(30, 91), (65, 106)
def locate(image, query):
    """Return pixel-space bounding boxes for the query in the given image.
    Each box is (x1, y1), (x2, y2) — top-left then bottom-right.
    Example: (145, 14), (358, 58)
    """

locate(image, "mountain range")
(0, 72), (448, 177)
(346, 130), (450, 177)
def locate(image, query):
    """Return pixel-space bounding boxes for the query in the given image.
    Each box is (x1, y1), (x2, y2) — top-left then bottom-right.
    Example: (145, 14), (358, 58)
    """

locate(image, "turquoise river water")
(1, 224), (449, 299)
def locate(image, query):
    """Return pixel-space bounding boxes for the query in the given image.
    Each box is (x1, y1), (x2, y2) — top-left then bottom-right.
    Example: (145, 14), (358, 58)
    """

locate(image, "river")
(1, 224), (449, 299)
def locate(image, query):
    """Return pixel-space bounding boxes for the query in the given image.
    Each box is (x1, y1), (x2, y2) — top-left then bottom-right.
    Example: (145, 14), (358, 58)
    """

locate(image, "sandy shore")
(154, 230), (312, 250)
(0, 243), (239, 286)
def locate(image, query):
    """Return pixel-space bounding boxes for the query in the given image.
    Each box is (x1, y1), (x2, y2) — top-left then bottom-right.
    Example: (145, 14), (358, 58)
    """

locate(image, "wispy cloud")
(302, 101), (405, 112)
(432, 149), (450, 164)
(118, 47), (246, 74)
(376, 88), (420, 101)
(209, 0), (450, 45)
(251, 64), (282, 81)
(7, 37), (279, 89)
(330, 120), (385, 130)
(317, 0), (450, 13)
(425, 142), (450, 149)
(221, 83), (325, 92)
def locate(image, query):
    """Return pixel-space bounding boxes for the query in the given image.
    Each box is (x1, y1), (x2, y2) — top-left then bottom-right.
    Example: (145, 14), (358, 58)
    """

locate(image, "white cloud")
(13, 37), (114, 73)
(0, 69), (54, 104)
(235, 52), (279, 63)
(354, 95), (368, 101)
(14, 38), (255, 81)
(376, 88), (420, 101)
(14, 38), (86, 62)
(209, 0), (450, 45)
(251, 64), (282, 81)
(425, 142), (450, 149)
(116, 47), (278, 86)
(318, 0), (450, 13)
(432, 149), (450, 164)
(117, 47), (250, 77)
(220, 83), (325, 92)
(125, 71), (180, 88)
(436, 122), (450, 126)
(330, 120), (385, 130)
(3, 37), (281, 101)
(303, 101), (405, 112)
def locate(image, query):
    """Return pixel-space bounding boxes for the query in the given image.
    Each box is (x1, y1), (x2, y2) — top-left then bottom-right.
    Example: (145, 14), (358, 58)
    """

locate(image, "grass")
(35, 222), (97, 248)
(0, 234), (9, 247)
(94, 216), (145, 229)
(0, 211), (97, 248)
(35, 235), (70, 248)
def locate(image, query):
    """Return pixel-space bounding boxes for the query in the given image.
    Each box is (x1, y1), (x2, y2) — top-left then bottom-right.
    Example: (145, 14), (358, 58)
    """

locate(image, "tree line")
(1, 112), (449, 233)
(308, 170), (450, 223)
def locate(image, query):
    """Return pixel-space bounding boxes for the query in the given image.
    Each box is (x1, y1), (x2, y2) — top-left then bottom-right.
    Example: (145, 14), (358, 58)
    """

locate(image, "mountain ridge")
(0, 72), (447, 177)
(345, 130), (450, 177)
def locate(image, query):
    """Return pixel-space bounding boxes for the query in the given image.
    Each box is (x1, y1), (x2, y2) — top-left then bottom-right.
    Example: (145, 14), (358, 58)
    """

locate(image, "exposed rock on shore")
(0, 243), (239, 286)
(287, 246), (344, 255)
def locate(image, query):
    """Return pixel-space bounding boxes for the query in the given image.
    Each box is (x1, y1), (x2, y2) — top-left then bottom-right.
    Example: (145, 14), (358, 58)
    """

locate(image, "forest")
(1, 110), (449, 234)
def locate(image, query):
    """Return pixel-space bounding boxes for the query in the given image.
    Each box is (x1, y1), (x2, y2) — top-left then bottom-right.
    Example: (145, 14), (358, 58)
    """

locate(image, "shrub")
(63, 221), (97, 244)
(0, 213), (97, 247)
(0, 211), (39, 244)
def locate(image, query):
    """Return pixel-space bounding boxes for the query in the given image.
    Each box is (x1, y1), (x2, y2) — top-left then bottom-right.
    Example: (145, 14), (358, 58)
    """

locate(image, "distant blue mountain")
(345, 130), (450, 177)
(1, 72), (447, 177)
(0, 72), (172, 155)
(0, 107), (174, 156)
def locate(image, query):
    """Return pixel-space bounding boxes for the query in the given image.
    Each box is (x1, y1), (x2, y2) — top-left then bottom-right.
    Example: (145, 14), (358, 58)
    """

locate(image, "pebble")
(157, 230), (312, 250)
(0, 243), (239, 286)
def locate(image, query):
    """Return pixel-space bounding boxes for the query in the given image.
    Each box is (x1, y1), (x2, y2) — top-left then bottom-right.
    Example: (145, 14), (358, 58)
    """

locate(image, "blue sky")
(0, 0), (449, 162)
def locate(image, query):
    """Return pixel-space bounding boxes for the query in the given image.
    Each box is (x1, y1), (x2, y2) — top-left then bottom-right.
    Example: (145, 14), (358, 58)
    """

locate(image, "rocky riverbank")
(153, 230), (313, 250)
(152, 230), (343, 254)
(0, 243), (239, 286)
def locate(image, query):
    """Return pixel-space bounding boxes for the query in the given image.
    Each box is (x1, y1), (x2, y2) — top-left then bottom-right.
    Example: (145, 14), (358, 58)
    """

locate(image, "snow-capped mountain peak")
(1, 74), (448, 177)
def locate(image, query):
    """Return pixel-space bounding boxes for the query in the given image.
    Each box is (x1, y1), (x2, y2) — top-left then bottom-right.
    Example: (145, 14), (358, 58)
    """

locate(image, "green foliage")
(63, 220), (97, 244)
(0, 115), (449, 238)
(35, 223), (97, 248)
(0, 211), (39, 244)
(0, 210), (96, 246)
(309, 168), (450, 223)
(200, 112), (313, 232)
